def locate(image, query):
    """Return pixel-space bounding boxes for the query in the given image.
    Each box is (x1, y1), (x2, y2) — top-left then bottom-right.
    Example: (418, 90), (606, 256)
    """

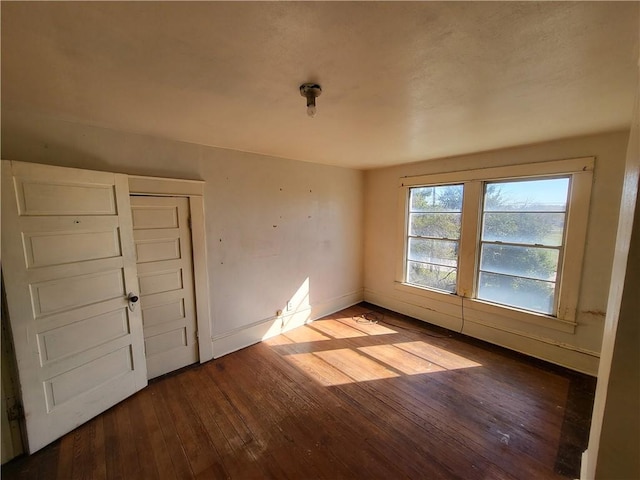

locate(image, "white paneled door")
(1, 161), (148, 453)
(130, 196), (199, 379)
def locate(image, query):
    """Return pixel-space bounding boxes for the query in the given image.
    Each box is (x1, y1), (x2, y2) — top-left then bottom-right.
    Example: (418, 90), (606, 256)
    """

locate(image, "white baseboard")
(211, 289), (363, 358)
(580, 449), (589, 480)
(364, 288), (462, 331)
(364, 288), (599, 376)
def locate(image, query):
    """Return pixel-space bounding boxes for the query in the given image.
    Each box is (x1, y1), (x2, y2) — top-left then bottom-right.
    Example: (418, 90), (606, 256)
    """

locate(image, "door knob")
(127, 292), (139, 312)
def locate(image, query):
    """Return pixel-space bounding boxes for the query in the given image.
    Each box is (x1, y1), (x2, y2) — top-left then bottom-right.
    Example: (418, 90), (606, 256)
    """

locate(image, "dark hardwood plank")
(178, 368), (266, 479)
(116, 400), (141, 479)
(90, 417), (107, 480)
(2, 303), (596, 480)
(54, 428), (74, 479)
(251, 349), (454, 478)
(160, 375), (227, 478)
(149, 382), (196, 479)
(127, 392), (161, 480)
(101, 406), (123, 480)
(135, 388), (177, 480)
(205, 356), (338, 479)
(70, 420), (99, 480)
(270, 318), (562, 478)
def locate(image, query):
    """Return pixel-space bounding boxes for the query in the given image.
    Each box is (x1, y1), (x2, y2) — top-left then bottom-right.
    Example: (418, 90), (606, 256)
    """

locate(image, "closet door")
(131, 195), (199, 379)
(1, 160), (147, 453)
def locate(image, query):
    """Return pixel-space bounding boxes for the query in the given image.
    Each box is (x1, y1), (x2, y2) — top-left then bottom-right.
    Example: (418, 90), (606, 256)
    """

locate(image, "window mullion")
(457, 180), (483, 298)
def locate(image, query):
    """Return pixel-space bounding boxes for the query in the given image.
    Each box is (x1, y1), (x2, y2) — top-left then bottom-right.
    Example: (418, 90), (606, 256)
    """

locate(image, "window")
(406, 185), (463, 292)
(477, 177), (569, 314)
(398, 157), (593, 327)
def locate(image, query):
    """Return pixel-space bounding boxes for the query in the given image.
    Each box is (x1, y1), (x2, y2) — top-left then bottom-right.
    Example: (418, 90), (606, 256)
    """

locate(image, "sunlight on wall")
(287, 277), (311, 315)
(261, 278), (311, 341)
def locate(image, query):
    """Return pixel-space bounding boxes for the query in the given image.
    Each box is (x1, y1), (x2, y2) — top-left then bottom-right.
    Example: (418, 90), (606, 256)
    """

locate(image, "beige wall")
(1, 108), (364, 354)
(1, 107), (631, 376)
(364, 131), (629, 375)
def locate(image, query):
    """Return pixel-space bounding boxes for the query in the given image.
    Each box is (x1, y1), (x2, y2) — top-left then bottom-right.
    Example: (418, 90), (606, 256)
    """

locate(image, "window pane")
(410, 185), (463, 212)
(477, 272), (554, 314)
(408, 238), (458, 266)
(482, 212), (566, 246)
(480, 244), (559, 281)
(409, 213), (461, 238)
(406, 184), (462, 293)
(407, 261), (457, 292)
(484, 178), (570, 212)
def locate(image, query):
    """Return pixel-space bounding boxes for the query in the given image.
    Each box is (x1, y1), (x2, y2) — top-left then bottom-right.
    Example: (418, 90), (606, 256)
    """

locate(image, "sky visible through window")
(493, 178), (569, 208)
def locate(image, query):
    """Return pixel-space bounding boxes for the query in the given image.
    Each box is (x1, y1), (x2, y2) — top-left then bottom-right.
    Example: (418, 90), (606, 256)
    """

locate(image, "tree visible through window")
(406, 184), (463, 292)
(400, 158), (592, 323)
(405, 177), (571, 314)
(477, 177), (570, 314)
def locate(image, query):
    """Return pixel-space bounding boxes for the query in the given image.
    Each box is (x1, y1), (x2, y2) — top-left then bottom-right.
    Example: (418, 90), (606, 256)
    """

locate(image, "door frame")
(128, 175), (213, 363)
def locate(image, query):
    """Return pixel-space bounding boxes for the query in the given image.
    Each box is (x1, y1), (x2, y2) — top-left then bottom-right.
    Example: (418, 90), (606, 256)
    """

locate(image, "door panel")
(1, 160), (147, 453)
(30, 269), (125, 316)
(131, 204), (178, 229)
(23, 226), (121, 267)
(138, 265), (183, 295)
(37, 309), (129, 363)
(130, 196), (198, 379)
(141, 296), (185, 327)
(17, 182), (116, 216)
(134, 232), (181, 263)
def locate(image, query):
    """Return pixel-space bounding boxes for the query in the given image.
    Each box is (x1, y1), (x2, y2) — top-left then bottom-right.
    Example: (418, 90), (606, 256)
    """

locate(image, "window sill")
(394, 282), (462, 306)
(393, 282), (577, 334)
(464, 298), (577, 334)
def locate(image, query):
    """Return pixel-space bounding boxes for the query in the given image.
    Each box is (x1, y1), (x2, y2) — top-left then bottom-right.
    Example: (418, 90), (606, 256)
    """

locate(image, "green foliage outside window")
(478, 178), (569, 314)
(407, 178), (569, 314)
(407, 185), (462, 292)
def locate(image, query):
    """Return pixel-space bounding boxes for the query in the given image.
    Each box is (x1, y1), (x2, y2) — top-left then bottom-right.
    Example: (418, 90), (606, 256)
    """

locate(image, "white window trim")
(395, 157), (594, 333)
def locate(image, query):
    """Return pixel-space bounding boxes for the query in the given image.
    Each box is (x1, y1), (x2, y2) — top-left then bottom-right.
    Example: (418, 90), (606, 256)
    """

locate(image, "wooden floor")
(3, 303), (596, 479)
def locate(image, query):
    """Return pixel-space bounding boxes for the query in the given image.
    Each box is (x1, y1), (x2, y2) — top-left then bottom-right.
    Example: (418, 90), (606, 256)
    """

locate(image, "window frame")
(476, 175), (571, 315)
(396, 157), (594, 333)
(405, 183), (464, 293)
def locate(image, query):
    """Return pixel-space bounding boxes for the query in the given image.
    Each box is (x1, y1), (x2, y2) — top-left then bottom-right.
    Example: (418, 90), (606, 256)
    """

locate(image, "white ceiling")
(1, 2), (638, 169)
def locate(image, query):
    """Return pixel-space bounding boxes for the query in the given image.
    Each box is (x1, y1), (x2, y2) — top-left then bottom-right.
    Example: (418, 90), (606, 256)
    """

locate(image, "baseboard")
(462, 320), (599, 376)
(364, 288), (463, 331)
(211, 289), (363, 358)
(364, 288), (599, 376)
(580, 449), (589, 480)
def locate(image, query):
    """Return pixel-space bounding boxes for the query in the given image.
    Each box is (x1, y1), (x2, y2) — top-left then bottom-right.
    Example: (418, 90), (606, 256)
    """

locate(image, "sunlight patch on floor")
(285, 349), (400, 386)
(309, 319), (369, 339)
(393, 341), (482, 370)
(281, 326), (332, 343)
(271, 312), (482, 386)
(315, 348), (401, 383)
(357, 344), (447, 375)
(284, 352), (355, 386)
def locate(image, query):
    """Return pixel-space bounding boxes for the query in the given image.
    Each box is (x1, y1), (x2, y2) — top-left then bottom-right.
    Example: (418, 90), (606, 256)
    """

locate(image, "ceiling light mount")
(299, 83), (322, 117)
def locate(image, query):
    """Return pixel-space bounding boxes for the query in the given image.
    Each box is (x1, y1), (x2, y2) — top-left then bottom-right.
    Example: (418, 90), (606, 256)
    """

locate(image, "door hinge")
(195, 330), (199, 339)
(7, 402), (24, 422)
